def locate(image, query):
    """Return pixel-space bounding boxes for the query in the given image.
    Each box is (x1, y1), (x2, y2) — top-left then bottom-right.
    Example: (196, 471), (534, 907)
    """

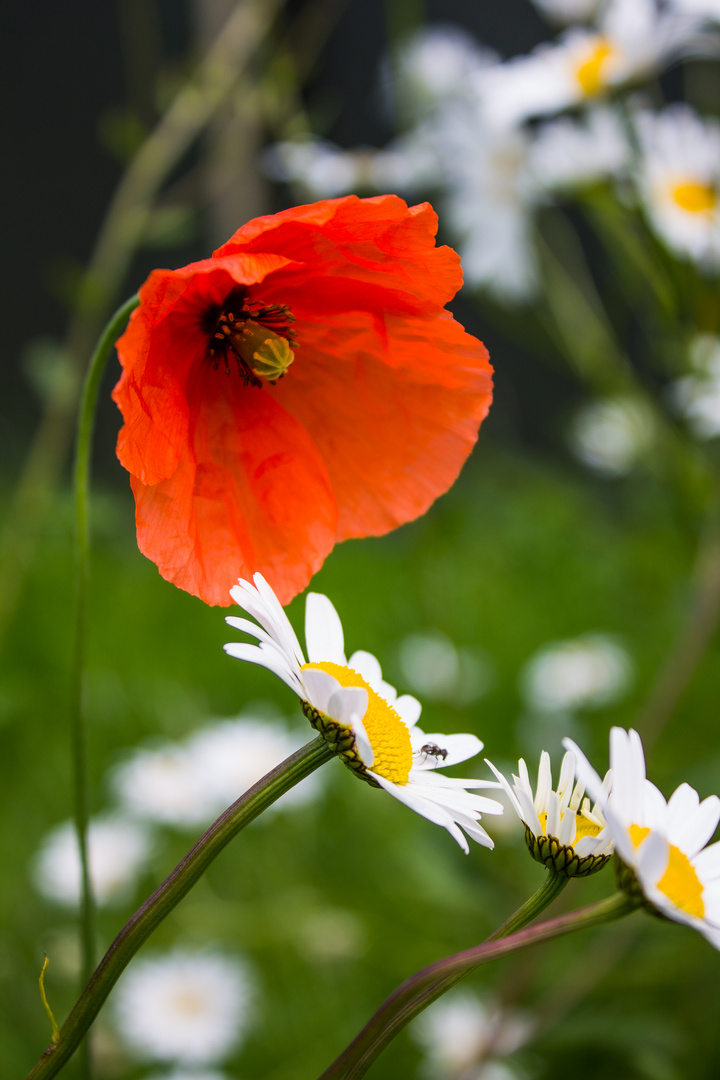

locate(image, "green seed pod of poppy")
(236, 319), (295, 382)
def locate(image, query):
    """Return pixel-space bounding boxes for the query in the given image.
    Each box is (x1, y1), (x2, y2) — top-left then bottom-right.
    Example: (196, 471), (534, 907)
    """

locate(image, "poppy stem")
(69, 293), (139, 1075)
(25, 736), (335, 1080)
(317, 885), (638, 1080)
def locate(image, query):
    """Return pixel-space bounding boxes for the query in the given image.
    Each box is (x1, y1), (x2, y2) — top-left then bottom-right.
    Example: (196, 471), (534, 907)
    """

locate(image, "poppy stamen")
(208, 293), (298, 387)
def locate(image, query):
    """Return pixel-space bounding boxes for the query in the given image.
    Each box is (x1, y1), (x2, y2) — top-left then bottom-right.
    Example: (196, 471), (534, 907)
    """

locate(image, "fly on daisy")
(485, 750), (613, 877)
(224, 574), (503, 852)
(566, 728), (720, 949)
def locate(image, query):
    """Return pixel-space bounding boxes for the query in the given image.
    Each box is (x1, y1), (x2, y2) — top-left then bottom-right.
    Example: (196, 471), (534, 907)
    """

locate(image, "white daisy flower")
(113, 949), (254, 1064)
(224, 574), (503, 853)
(486, 751), (613, 876)
(412, 990), (532, 1079)
(440, 108), (540, 301)
(399, 631), (492, 705)
(672, 334), (720, 438)
(529, 107), (631, 192)
(187, 716), (323, 816)
(388, 24), (498, 122)
(478, 0), (707, 128)
(113, 743), (219, 829)
(32, 815), (152, 908)
(114, 717), (321, 830)
(263, 139), (363, 200)
(569, 396), (655, 476)
(565, 728), (720, 949)
(634, 105), (720, 269)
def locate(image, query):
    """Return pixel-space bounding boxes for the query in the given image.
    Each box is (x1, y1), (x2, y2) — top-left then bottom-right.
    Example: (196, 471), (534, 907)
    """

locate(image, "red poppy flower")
(113, 195), (493, 606)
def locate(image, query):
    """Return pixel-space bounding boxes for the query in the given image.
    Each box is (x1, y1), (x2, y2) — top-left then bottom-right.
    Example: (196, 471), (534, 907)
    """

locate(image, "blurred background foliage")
(4, 1), (720, 1079)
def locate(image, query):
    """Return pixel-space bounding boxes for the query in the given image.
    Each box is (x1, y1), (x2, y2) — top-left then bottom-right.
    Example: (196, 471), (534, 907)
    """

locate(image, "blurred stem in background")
(318, 884), (637, 1080)
(25, 737), (334, 1080)
(70, 294), (139, 1072)
(0, 0), (284, 651)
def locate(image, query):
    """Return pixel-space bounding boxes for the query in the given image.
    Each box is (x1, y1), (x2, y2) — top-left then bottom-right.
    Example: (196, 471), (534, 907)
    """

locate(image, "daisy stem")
(318, 886), (637, 1080)
(70, 296), (139, 1005)
(25, 735), (334, 1080)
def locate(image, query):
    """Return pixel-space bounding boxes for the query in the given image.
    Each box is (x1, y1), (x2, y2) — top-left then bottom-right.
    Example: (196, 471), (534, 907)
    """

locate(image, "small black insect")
(420, 743), (448, 763)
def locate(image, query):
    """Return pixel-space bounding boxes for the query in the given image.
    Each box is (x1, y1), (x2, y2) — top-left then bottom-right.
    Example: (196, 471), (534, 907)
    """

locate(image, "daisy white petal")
(347, 650), (384, 691)
(394, 694), (422, 728)
(667, 786), (720, 854)
(305, 593), (346, 664)
(694, 841), (720, 879)
(352, 713), (375, 768)
(222, 642), (302, 696)
(327, 687), (369, 729)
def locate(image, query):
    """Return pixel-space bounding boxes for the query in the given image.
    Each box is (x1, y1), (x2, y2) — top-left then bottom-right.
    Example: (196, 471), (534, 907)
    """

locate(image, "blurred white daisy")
(224, 574), (503, 852)
(569, 396), (655, 476)
(521, 634), (632, 713)
(113, 949), (253, 1064)
(388, 24), (497, 122)
(667, 0), (720, 19)
(398, 631), (492, 705)
(672, 334), (720, 437)
(486, 750), (613, 876)
(529, 107), (631, 191)
(412, 990), (532, 1080)
(439, 104), (541, 300)
(566, 728), (720, 949)
(635, 105), (720, 268)
(478, 0), (706, 127)
(114, 716), (321, 830)
(113, 742), (217, 829)
(32, 815), (151, 909)
(187, 717), (322, 816)
(263, 139), (363, 199)
(531, 0), (601, 23)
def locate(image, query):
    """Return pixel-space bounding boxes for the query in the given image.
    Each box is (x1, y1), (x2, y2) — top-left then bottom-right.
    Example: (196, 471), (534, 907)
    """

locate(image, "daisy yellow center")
(628, 824), (705, 918)
(575, 39), (615, 96)
(538, 811), (603, 844)
(670, 181), (718, 215)
(303, 661), (413, 785)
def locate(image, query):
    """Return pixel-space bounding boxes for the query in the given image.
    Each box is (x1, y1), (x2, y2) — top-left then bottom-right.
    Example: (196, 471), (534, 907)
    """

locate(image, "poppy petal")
(131, 363), (338, 606)
(217, 195), (463, 314)
(271, 307), (492, 537)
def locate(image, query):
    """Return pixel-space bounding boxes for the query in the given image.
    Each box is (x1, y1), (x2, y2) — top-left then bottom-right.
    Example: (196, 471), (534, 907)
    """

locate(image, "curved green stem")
(70, 294), (139, 1002)
(318, 888), (637, 1080)
(341, 870), (568, 1077)
(26, 736), (334, 1080)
